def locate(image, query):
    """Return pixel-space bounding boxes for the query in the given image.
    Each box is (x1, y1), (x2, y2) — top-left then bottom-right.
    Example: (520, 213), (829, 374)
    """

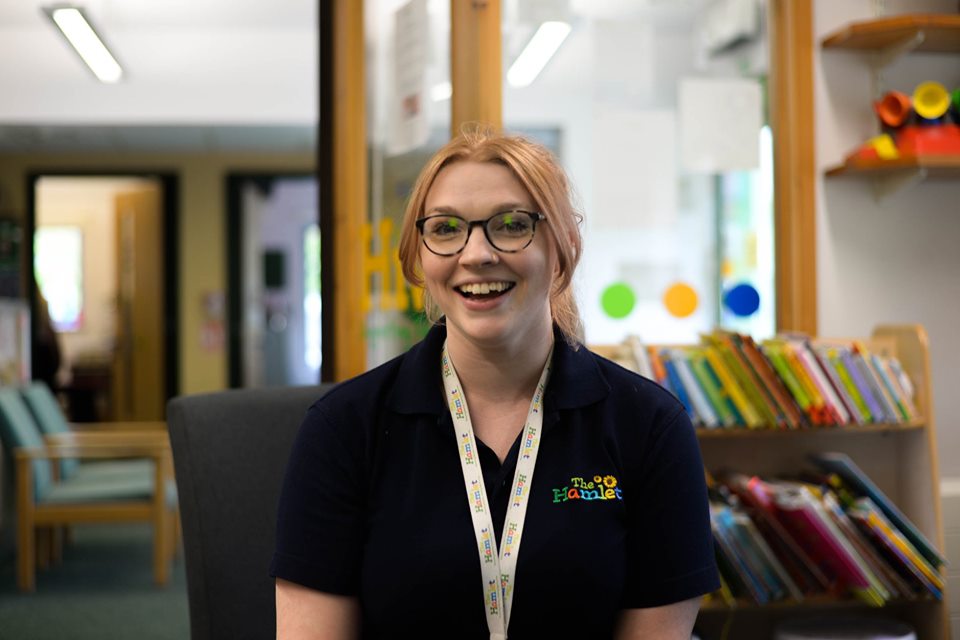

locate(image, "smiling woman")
(272, 128), (719, 640)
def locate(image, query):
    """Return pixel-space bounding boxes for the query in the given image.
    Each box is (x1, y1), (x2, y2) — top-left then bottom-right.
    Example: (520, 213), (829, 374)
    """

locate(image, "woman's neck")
(445, 326), (554, 406)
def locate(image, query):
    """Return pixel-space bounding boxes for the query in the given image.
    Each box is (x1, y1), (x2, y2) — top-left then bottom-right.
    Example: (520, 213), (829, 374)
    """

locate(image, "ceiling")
(0, 0), (710, 153)
(0, 0), (317, 152)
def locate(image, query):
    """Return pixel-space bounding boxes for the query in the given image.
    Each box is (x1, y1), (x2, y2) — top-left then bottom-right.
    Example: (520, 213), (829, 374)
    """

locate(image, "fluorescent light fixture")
(43, 5), (123, 83)
(507, 21), (572, 88)
(431, 81), (452, 102)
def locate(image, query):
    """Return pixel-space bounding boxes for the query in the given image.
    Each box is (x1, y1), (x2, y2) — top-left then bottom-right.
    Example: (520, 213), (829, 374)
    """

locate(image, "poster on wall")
(387, 0), (431, 156)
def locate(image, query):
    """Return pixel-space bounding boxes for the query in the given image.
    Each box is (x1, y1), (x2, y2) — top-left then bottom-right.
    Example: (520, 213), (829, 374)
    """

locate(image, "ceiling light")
(43, 5), (123, 83)
(507, 21), (572, 88)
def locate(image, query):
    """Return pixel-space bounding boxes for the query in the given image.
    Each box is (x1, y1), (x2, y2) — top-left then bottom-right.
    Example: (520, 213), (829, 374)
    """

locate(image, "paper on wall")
(678, 77), (762, 173)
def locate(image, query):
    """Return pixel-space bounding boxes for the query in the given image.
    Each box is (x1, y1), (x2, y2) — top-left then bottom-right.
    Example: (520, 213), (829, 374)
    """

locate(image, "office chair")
(167, 384), (333, 640)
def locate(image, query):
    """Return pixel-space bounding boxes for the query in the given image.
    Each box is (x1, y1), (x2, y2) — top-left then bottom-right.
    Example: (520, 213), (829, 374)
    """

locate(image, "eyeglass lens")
(421, 211), (538, 255)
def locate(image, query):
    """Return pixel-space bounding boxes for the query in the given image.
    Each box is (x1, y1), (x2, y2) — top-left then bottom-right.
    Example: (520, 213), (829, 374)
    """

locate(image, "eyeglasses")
(415, 210), (546, 256)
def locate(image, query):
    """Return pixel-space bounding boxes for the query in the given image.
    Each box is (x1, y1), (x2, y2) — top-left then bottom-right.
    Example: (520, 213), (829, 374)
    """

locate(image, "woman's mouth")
(456, 281), (515, 300)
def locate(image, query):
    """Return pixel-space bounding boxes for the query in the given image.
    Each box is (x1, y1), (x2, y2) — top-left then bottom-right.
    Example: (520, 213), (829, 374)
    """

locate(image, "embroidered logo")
(551, 474), (623, 503)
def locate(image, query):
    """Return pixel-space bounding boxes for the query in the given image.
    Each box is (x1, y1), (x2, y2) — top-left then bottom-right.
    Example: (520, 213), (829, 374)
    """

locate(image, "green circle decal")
(600, 283), (636, 319)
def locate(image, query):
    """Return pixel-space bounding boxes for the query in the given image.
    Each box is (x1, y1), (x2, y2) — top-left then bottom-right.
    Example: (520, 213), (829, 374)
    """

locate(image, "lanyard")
(441, 341), (552, 640)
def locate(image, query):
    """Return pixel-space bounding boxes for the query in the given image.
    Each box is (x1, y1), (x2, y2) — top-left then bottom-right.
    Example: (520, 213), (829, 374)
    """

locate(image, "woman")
(272, 128), (719, 639)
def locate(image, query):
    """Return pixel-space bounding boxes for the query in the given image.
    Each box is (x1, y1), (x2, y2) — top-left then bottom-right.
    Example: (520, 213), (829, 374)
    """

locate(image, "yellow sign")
(362, 218), (424, 313)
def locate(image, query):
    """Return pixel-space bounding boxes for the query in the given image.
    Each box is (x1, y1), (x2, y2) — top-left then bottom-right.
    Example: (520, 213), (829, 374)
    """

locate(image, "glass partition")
(502, 0), (775, 346)
(365, 0), (450, 367)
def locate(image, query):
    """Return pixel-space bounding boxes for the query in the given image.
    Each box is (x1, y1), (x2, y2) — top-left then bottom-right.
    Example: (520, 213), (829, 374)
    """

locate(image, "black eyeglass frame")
(415, 210), (546, 256)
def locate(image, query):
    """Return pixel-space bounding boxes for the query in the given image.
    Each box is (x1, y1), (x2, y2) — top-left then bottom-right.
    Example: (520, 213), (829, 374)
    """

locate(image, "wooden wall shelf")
(821, 14), (960, 53)
(825, 155), (960, 179)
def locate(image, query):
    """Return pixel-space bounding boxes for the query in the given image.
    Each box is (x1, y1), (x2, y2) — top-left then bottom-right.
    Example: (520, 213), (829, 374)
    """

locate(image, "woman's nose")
(458, 225), (498, 266)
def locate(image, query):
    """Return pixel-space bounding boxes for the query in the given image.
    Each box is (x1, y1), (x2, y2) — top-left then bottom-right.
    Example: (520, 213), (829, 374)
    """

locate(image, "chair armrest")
(45, 431), (170, 447)
(16, 441), (170, 462)
(69, 420), (168, 432)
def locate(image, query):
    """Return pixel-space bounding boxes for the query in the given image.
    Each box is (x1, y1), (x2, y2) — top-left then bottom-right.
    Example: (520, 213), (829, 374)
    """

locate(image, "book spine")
(670, 348), (719, 429)
(814, 345), (866, 425)
(704, 346), (763, 428)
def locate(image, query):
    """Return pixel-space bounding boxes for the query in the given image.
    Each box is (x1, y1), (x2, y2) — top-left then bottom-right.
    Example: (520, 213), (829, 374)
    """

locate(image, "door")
(113, 185), (165, 420)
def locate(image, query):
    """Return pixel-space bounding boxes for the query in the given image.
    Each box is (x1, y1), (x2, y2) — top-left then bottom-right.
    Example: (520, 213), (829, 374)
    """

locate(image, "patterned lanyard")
(441, 341), (552, 640)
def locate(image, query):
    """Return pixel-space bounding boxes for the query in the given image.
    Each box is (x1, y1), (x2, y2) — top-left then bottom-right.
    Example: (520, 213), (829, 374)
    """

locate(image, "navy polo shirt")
(271, 325), (719, 639)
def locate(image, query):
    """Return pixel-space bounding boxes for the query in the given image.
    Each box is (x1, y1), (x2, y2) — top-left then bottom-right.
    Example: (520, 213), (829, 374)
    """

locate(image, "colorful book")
(839, 348), (886, 423)
(703, 345), (764, 428)
(790, 339), (851, 426)
(689, 349), (738, 428)
(813, 345), (866, 425)
(848, 498), (943, 599)
(707, 332), (782, 429)
(809, 452), (947, 570)
(669, 348), (719, 429)
(771, 483), (885, 606)
(739, 334), (806, 430)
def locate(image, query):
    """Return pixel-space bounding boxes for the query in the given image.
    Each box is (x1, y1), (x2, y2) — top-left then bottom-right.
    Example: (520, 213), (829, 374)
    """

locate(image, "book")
(669, 348), (719, 429)
(825, 347), (874, 422)
(839, 347), (887, 423)
(762, 342), (815, 419)
(848, 498), (943, 599)
(789, 339), (851, 426)
(706, 332), (783, 429)
(813, 345), (866, 425)
(809, 452), (947, 570)
(711, 503), (771, 604)
(871, 354), (915, 422)
(689, 348), (738, 428)
(848, 345), (899, 423)
(770, 483), (886, 606)
(703, 345), (764, 428)
(739, 334), (806, 430)
(724, 474), (831, 594)
(661, 351), (696, 422)
(625, 335), (654, 380)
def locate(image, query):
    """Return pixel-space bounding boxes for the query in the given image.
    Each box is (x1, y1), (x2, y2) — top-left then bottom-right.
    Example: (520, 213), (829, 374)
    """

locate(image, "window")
(35, 226), (84, 332)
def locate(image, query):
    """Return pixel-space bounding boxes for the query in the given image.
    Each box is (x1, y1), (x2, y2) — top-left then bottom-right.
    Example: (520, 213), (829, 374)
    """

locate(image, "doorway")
(27, 172), (179, 421)
(226, 173), (325, 388)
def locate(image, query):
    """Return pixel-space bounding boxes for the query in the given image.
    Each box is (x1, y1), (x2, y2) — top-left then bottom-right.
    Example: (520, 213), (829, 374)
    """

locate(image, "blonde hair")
(398, 126), (584, 345)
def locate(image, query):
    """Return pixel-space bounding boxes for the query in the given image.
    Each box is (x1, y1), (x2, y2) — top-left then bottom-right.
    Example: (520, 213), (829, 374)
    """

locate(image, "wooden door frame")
(25, 170), (180, 407)
(769, 0), (817, 335)
(224, 171), (327, 388)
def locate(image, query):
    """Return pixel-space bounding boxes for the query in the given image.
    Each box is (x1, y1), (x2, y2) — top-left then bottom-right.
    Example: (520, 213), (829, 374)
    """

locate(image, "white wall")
(814, 1), (960, 481)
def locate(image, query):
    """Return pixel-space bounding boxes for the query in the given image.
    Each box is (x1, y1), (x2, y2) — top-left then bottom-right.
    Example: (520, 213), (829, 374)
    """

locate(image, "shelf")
(700, 594), (937, 613)
(822, 14), (960, 53)
(696, 419), (924, 439)
(825, 155), (960, 198)
(825, 155), (960, 178)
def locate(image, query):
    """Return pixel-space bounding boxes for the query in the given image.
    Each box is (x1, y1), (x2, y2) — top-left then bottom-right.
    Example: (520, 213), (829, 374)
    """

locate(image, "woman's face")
(420, 160), (556, 352)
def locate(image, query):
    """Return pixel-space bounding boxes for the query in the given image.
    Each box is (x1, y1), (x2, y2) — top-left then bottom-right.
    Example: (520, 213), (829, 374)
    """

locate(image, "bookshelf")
(593, 324), (947, 638)
(820, 14), (960, 196)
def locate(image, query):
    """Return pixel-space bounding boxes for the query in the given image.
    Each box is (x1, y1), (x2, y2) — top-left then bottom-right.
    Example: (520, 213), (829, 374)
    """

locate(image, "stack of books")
(622, 330), (918, 430)
(706, 452), (946, 607)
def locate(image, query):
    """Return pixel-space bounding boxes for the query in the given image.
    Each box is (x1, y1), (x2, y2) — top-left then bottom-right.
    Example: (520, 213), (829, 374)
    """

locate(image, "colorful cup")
(913, 81), (950, 120)
(873, 91), (912, 127)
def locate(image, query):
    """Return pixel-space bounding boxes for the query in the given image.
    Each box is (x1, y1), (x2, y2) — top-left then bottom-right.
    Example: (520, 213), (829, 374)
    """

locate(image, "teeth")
(458, 282), (511, 295)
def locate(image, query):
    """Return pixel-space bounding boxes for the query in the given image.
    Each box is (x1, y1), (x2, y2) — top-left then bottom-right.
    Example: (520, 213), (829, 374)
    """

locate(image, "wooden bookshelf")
(593, 325), (947, 638)
(821, 14), (960, 54)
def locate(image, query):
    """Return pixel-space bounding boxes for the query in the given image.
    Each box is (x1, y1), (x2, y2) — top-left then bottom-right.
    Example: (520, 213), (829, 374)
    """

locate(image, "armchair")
(0, 388), (176, 592)
(167, 384), (332, 640)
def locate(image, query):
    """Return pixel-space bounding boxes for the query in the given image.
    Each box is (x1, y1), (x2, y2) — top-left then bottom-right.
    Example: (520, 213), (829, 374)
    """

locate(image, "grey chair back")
(167, 384), (333, 640)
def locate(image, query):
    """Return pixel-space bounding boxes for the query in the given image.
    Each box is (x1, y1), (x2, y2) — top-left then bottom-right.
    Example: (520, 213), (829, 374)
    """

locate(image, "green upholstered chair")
(20, 381), (155, 482)
(0, 387), (176, 592)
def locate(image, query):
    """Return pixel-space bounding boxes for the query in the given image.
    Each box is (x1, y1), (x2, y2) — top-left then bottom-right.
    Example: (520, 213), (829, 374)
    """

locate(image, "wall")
(813, 0), (960, 628)
(0, 150), (314, 395)
(814, 0), (960, 477)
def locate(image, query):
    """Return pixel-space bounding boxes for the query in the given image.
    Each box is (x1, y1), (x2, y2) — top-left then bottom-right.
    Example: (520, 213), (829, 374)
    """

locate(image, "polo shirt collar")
(387, 323), (610, 415)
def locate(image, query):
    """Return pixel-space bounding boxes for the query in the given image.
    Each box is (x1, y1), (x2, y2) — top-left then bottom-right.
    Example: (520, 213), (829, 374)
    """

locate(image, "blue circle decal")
(724, 283), (760, 317)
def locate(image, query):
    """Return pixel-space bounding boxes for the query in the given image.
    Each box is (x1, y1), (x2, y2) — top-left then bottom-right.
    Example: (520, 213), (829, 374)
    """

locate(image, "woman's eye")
(430, 219), (461, 236)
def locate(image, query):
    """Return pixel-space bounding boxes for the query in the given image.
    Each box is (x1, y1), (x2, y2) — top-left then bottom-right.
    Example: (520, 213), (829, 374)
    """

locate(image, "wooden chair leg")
(51, 526), (64, 565)
(16, 463), (36, 592)
(36, 527), (50, 570)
